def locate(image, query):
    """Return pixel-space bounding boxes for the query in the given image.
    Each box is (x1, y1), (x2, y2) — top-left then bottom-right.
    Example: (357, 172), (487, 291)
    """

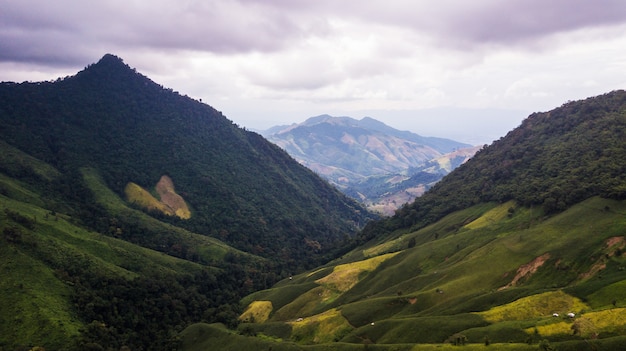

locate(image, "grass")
(464, 200), (516, 230)
(528, 307), (626, 338)
(345, 313), (487, 344)
(288, 309), (353, 344)
(0, 140), (61, 181)
(316, 252), (400, 293)
(180, 322), (626, 351)
(587, 279), (626, 309)
(125, 176), (192, 219)
(0, 176), (226, 350)
(477, 290), (589, 322)
(0, 241), (82, 350)
(224, 198), (626, 349)
(239, 300), (274, 323)
(125, 181), (174, 215)
(0, 173), (47, 207)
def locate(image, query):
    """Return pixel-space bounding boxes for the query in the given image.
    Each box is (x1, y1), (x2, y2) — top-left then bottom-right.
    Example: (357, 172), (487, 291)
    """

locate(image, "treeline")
(361, 90), (626, 240)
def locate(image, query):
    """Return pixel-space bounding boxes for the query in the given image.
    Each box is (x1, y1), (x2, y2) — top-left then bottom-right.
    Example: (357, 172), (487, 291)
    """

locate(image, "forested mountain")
(0, 54), (374, 266)
(263, 115), (475, 214)
(0, 54), (375, 350)
(192, 91), (626, 350)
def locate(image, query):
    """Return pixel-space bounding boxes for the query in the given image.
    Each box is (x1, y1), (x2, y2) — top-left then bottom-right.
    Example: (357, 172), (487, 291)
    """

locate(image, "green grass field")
(222, 197), (626, 350)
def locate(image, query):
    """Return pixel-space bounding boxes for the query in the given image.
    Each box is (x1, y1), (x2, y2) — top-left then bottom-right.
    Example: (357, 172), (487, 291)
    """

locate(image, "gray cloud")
(4, 0), (626, 68)
(0, 0), (317, 66)
(438, 0), (626, 47)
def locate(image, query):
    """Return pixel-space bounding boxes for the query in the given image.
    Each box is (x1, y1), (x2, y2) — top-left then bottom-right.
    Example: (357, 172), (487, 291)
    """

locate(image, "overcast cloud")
(2, 0), (626, 144)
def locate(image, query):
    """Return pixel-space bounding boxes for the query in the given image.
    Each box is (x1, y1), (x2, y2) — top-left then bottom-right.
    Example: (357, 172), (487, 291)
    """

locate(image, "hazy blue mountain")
(263, 115), (476, 214)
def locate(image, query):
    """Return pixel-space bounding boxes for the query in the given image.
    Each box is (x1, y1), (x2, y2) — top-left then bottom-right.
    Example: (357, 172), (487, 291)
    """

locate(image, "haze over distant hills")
(263, 115), (478, 215)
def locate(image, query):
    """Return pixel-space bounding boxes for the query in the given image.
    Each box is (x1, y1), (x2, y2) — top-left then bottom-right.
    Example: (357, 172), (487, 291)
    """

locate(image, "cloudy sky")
(2, 0), (626, 144)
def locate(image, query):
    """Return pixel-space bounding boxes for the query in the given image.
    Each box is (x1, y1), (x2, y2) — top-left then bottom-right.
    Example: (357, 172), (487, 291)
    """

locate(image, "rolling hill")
(263, 115), (476, 214)
(188, 91), (626, 350)
(0, 54), (376, 350)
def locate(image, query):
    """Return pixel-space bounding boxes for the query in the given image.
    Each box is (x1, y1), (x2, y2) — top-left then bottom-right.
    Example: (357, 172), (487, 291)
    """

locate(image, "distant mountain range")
(263, 115), (478, 214)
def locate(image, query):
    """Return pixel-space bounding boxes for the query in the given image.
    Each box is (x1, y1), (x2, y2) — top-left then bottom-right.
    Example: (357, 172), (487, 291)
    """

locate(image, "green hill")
(0, 54), (375, 350)
(0, 54), (374, 270)
(195, 91), (626, 350)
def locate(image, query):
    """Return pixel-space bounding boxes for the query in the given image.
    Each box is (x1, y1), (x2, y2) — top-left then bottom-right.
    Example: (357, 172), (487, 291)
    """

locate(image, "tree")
(539, 339), (552, 351)
(408, 237), (416, 248)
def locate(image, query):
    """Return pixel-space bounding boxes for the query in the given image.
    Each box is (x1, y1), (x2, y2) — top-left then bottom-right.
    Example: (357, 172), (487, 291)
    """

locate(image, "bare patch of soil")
(500, 253), (550, 290)
(156, 175), (191, 219)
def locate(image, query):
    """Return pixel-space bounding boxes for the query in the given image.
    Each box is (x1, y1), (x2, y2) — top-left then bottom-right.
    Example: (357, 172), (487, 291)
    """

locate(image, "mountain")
(188, 91), (626, 350)
(343, 145), (481, 215)
(263, 115), (475, 214)
(0, 54), (375, 350)
(0, 54), (374, 265)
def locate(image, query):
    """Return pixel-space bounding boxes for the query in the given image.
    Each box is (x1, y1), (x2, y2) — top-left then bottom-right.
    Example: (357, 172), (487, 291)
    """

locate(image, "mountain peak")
(73, 54), (158, 91)
(97, 53), (125, 65)
(87, 53), (131, 73)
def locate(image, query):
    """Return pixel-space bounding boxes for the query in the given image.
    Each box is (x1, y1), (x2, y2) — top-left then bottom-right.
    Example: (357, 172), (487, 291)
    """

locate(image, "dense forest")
(361, 90), (626, 240)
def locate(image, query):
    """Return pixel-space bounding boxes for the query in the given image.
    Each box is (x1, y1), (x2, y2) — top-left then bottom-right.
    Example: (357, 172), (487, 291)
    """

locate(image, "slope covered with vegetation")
(188, 91), (626, 350)
(0, 158), (258, 350)
(0, 54), (374, 270)
(0, 54), (375, 350)
(362, 91), (626, 241)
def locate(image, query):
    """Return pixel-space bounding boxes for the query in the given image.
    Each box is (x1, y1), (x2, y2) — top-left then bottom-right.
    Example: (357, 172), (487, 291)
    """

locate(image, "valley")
(263, 115), (479, 215)
(1, 55), (625, 350)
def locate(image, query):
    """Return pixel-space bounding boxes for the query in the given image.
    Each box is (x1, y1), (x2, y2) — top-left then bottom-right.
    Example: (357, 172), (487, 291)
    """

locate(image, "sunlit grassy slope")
(125, 175), (191, 219)
(184, 197), (626, 350)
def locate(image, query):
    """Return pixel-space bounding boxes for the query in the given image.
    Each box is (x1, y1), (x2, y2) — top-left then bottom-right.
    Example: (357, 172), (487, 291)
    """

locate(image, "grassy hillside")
(0, 145), (268, 350)
(191, 197), (626, 350)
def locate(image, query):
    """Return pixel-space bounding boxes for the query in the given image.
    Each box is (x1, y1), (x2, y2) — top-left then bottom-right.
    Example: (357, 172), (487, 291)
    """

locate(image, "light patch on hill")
(288, 308), (352, 344)
(125, 175), (191, 219)
(362, 236), (406, 257)
(500, 253), (550, 289)
(527, 307), (626, 338)
(477, 290), (588, 323)
(239, 300), (273, 323)
(316, 252), (399, 293)
(464, 201), (516, 230)
(155, 175), (191, 219)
